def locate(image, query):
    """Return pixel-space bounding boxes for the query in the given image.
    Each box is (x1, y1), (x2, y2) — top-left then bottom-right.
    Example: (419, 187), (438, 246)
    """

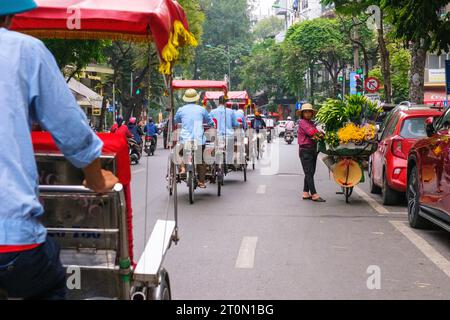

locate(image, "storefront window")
(428, 54), (440, 69)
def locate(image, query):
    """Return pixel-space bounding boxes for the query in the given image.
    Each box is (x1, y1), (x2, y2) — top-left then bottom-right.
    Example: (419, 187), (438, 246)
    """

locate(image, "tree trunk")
(377, 14), (392, 104)
(409, 41), (428, 104)
(353, 18), (360, 70)
(309, 64), (315, 104)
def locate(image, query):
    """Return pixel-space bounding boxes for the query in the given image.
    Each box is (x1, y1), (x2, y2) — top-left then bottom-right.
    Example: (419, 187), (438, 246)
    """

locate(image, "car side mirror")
(425, 117), (435, 137)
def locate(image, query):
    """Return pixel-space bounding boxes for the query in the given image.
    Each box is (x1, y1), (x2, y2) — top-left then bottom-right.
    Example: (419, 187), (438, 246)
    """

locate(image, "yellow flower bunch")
(337, 123), (376, 144)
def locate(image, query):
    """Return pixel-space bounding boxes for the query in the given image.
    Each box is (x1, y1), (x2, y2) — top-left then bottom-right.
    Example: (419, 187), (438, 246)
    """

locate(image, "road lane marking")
(390, 221), (450, 278)
(256, 185), (266, 194)
(235, 237), (258, 269)
(354, 186), (390, 214)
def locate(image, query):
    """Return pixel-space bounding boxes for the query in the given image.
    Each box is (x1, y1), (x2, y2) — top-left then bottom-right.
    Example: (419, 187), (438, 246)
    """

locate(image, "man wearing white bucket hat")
(0, 1), (119, 299)
(175, 89), (214, 188)
(297, 103), (326, 202)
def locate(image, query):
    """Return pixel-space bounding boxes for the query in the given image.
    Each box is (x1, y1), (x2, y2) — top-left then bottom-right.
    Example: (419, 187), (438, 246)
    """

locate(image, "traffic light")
(336, 82), (343, 99)
(136, 88), (141, 95)
(355, 74), (364, 96)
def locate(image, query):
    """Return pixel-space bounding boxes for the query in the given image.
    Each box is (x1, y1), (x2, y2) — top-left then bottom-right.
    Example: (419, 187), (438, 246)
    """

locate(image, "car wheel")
(407, 165), (432, 229)
(382, 170), (401, 205)
(369, 160), (382, 194)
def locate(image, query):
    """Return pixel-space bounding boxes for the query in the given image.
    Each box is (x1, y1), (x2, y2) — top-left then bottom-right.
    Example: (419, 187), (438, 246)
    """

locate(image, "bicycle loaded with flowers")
(314, 95), (382, 202)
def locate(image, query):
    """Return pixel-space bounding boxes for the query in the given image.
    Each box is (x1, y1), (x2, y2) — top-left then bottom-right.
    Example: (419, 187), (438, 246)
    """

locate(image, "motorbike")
(144, 135), (157, 156)
(284, 130), (294, 144)
(129, 138), (143, 164)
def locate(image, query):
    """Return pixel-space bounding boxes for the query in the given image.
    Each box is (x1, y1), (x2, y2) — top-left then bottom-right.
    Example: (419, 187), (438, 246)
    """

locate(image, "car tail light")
(391, 137), (407, 159)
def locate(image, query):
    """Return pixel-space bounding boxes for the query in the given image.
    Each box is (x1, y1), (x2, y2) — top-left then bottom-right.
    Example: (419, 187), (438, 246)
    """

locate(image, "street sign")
(365, 93), (381, 102)
(295, 102), (302, 110)
(92, 108), (101, 116)
(365, 77), (380, 93)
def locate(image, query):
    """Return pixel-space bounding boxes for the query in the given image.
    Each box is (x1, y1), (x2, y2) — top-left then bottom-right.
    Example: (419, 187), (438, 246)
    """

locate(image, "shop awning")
(68, 78), (103, 109)
(424, 89), (448, 105)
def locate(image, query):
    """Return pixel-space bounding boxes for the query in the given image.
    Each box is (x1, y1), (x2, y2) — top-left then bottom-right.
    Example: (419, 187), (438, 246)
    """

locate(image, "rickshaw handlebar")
(39, 183), (124, 194)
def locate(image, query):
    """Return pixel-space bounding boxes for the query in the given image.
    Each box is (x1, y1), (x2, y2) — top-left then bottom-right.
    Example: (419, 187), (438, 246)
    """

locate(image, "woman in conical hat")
(298, 103), (326, 202)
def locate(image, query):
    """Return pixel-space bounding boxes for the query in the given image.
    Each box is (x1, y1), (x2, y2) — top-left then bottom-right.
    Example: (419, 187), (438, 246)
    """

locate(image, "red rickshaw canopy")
(204, 91), (249, 101)
(11, 0), (198, 74)
(172, 80), (228, 93)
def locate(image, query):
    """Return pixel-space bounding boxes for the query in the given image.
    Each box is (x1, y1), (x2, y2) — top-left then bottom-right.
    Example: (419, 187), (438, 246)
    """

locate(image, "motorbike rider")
(0, 0), (119, 299)
(285, 116), (295, 136)
(110, 115), (132, 141)
(174, 89), (214, 189)
(143, 117), (159, 148)
(127, 117), (143, 145)
(251, 111), (266, 133)
(251, 111), (266, 157)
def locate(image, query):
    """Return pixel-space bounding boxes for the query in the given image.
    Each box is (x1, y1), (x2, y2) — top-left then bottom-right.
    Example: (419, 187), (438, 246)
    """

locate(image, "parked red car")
(407, 107), (450, 231)
(369, 106), (443, 205)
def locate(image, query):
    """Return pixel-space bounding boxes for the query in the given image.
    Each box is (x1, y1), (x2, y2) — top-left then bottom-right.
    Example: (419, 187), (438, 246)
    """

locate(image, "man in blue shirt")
(144, 117), (159, 150)
(0, 1), (119, 299)
(210, 96), (240, 165)
(144, 118), (159, 139)
(174, 89), (214, 188)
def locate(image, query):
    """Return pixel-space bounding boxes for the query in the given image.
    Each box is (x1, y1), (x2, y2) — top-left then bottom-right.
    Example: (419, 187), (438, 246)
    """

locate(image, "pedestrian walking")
(297, 103), (326, 202)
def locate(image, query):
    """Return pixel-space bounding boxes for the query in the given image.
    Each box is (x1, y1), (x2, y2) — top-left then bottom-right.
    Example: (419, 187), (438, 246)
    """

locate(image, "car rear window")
(400, 117), (428, 139)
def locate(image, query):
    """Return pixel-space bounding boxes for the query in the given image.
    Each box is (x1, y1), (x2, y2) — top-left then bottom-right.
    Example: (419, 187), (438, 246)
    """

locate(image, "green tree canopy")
(253, 16), (285, 41)
(44, 39), (110, 80)
(285, 18), (354, 98)
(382, 0), (450, 54)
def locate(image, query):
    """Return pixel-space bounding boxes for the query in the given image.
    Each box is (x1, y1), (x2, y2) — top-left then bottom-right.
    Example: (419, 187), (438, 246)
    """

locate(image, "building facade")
(424, 4), (449, 106)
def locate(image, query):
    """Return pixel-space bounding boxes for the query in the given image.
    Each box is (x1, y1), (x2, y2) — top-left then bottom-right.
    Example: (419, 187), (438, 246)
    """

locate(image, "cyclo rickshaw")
(204, 90), (250, 181)
(12, 0), (198, 299)
(167, 80), (229, 204)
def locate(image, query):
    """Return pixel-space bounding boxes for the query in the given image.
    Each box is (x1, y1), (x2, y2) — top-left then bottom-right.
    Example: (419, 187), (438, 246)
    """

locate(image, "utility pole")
(112, 83), (116, 118)
(228, 45), (231, 90)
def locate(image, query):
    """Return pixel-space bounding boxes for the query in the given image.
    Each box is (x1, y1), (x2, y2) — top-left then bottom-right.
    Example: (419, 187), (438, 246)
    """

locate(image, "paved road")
(130, 136), (450, 300)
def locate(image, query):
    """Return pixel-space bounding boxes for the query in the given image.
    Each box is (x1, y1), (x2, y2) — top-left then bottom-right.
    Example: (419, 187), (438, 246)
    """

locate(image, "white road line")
(256, 185), (266, 194)
(390, 211), (408, 215)
(132, 168), (146, 174)
(354, 186), (390, 214)
(390, 221), (450, 278)
(235, 237), (258, 269)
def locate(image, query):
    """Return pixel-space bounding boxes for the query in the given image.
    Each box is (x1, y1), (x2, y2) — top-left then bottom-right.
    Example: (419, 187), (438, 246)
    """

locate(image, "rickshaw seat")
(133, 220), (175, 285)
